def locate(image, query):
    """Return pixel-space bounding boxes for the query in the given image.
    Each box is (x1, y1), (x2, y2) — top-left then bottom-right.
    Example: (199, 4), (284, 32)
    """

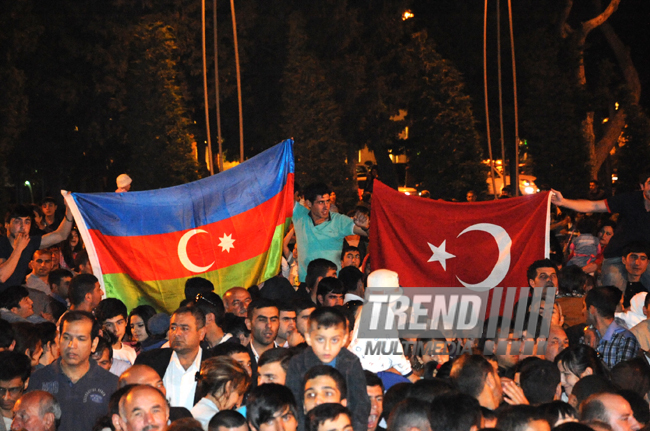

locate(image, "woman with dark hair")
(60, 227), (84, 270)
(128, 304), (158, 352)
(555, 344), (609, 398)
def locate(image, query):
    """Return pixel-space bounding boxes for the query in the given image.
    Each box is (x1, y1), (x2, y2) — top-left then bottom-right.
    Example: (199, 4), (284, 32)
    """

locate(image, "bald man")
(116, 385), (169, 431)
(11, 391), (61, 431)
(580, 392), (640, 431)
(118, 365), (191, 421)
(223, 288), (251, 318)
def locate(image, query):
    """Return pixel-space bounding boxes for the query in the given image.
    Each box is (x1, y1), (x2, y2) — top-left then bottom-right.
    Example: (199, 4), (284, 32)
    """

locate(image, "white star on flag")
(218, 233), (235, 253)
(427, 240), (456, 270)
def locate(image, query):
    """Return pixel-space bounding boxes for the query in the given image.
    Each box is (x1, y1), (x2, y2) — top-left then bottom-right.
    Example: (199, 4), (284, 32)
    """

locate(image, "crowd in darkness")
(2, 173), (650, 431)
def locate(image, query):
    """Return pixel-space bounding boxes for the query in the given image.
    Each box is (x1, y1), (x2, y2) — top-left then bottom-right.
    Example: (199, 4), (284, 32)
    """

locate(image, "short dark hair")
(638, 170), (650, 185)
(246, 298), (278, 321)
(73, 249), (90, 272)
(520, 360), (561, 404)
(209, 410), (247, 431)
(428, 392), (482, 431)
(316, 277), (346, 299)
(338, 267), (363, 294)
(449, 354), (494, 398)
(35, 321), (58, 349)
(580, 395), (609, 423)
(193, 292), (226, 327)
(622, 242), (650, 258)
(407, 378), (455, 403)
(68, 274), (99, 306)
(340, 245), (360, 261)
(585, 286), (621, 319)
(559, 265), (588, 296)
(93, 335), (114, 361)
(12, 322), (42, 359)
(307, 404), (351, 431)
(364, 371), (383, 391)
(0, 319), (15, 349)
(0, 286), (29, 310)
(5, 205), (32, 223)
(497, 405), (548, 431)
(210, 342), (251, 360)
(306, 259), (337, 290)
(308, 307), (347, 331)
(258, 348), (292, 373)
(304, 365), (347, 400)
(173, 304), (207, 330)
(95, 298), (128, 324)
(387, 398), (430, 431)
(185, 277), (214, 300)
(304, 183), (331, 204)
(59, 310), (100, 340)
(293, 299), (317, 315)
(48, 268), (73, 287)
(222, 314), (249, 339)
(527, 259), (559, 282)
(246, 384), (298, 431)
(0, 350), (31, 382)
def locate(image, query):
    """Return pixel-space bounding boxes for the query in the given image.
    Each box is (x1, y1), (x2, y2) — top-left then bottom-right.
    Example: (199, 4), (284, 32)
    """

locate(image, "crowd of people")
(1, 173), (650, 431)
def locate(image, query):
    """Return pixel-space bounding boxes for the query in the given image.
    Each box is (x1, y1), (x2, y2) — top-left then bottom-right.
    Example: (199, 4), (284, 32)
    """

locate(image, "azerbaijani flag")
(63, 140), (294, 313)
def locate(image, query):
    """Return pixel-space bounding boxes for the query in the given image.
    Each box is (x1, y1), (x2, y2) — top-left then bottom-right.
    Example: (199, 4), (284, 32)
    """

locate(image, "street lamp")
(24, 181), (34, 204)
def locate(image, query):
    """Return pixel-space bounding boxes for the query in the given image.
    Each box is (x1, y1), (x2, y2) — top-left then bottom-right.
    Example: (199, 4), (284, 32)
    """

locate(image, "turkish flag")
(370, 182), (550, 288)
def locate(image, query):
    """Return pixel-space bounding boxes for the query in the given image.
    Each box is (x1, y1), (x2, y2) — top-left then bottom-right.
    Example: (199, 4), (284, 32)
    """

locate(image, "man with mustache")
(117, 385), (170, 431)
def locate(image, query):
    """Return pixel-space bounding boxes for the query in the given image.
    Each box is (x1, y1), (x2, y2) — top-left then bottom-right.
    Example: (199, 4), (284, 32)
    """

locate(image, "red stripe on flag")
(91, 176), (293, 281)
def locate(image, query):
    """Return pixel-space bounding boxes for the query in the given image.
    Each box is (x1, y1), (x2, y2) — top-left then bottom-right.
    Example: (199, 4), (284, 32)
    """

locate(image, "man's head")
(118, 385), (169, 431)
(317, 278), (346, 307)
(258, 348), (292, 385)
(545, 325), (569, 362)
(40, 198), (57, 218)
(223, 287), (252, 318)
(304, 183), (331, 221)
(340, 246), (361, 269)
(5, 205), (32, 238)
(11, 391), (61, 431)
(338, 267), (364, 299)
(29, 250), (53, 278)
(0, 319), (16, 351)
(0, 351), (31, 417)
(91, 335), (113, 371)
(303, 365), (347, 413)
(519, 360), (562, 404)
(365, 371), (384, 431)
(639, 171), (650, 202)
(428, 392), (482, 431)
(193, 292), (226, 340)
(621, 243), (650, 280)
(527, 259), (559, 288)
(580, 392), (641, 431)
(169, 306), (206, 356)
(466, 191), (477, 202)
(0, 286), (34, 319)
(119, 365), (167, 396)
(209, 411), (249, 431)
(496, 405), (551, 431)
(68, 274), (102, 308)
(184, 277), (214, 301)
(306, 259), (338, 292)
(247, 384), (298, 431)
(48, 268), (73, 299)
(294, 299), (316, 337)
(210, 343), (253, 377)
(58, 310), (100, 368)
(95, 298), (129, 343)
(74, 250), (93, 275)
(387, 399), (432, 431)
(307, 404), (352, 431)
(246, 299), (279, 348)
(585, 286), (621, 323)
(276, 304), (296, 345)
(450, 354), (502, 410)
(305, 308), (348, 363)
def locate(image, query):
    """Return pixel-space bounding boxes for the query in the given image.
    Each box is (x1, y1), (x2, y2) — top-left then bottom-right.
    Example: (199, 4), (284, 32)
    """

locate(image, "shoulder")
(135, 348), (173, 364)
(294, 202), (309, 218)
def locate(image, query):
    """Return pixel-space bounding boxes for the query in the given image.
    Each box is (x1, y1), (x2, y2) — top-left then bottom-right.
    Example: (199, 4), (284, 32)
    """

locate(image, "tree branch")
(582, 0), (620, 36)
(600, 22), (641, 102)
(558, 0), (574, 38)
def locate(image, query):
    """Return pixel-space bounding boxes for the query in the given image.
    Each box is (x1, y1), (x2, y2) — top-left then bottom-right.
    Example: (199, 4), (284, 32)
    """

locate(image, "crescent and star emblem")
(177, 229), (236, 273)
(427, 223), (512, 290)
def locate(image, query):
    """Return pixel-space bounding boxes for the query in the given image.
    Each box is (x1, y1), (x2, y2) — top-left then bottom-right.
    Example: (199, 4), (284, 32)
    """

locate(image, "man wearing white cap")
(116, 174), (132, 193)
(347, 269), (416, 382)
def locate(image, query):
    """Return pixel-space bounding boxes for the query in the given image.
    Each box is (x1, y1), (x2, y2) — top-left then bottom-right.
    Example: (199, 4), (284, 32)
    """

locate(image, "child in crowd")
(307, 404), (353, 431)
(286, 307), (370, 431)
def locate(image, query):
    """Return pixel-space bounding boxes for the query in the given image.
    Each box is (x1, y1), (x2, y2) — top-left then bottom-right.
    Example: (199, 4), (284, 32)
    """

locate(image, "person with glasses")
(0, 351), (31, 431)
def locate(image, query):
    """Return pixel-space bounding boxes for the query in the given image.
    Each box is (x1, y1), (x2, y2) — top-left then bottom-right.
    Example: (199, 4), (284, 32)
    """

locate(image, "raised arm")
(40, 199), (73, 248)
(352, 212), (369, 237)
(550, 189), (608, 213)
(0, 234), (30, 283)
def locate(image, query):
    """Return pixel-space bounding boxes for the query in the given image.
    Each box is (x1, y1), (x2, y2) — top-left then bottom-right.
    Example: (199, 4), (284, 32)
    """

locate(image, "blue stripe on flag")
(72, 140), (294, 237)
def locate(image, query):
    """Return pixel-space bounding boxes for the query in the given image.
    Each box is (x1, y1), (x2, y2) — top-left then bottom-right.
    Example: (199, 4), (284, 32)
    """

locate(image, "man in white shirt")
(135, 306), (209, 410)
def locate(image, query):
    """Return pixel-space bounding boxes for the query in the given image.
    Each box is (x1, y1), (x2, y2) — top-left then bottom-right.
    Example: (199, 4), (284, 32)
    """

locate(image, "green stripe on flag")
(103, 220), (290, 313)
